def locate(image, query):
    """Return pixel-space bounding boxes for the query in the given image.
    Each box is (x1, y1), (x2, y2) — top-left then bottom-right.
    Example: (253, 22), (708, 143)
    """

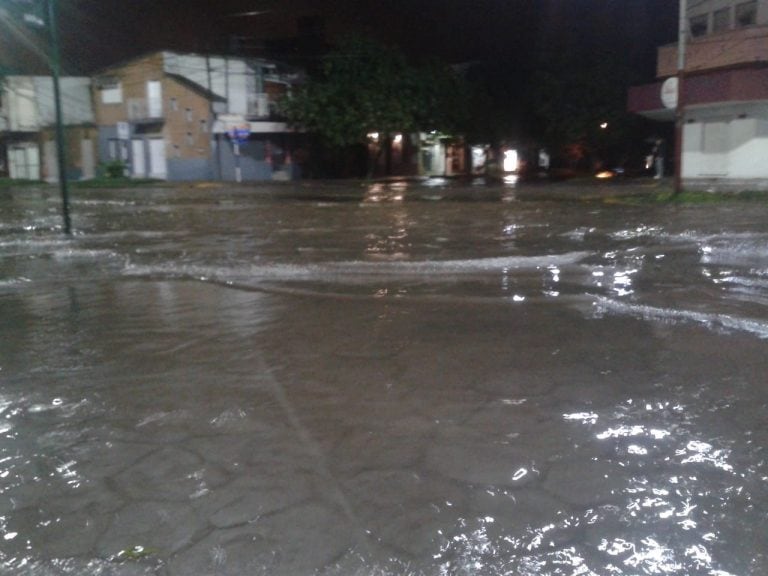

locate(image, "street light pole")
(673, 0), (687, 195)
(45, 0), (71, 234)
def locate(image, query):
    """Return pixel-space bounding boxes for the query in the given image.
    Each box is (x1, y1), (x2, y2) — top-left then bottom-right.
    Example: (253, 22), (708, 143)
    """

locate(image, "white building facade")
(628, 0), (768, 190)
(0, 76), (96, 181)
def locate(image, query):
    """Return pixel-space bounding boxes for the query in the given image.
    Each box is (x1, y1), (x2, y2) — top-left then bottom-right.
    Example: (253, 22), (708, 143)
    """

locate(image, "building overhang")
(629, 66), (768, 121)
(213, 114), (298, 134)
(627, 81), (675, 121)
(248, 121), (292, 133)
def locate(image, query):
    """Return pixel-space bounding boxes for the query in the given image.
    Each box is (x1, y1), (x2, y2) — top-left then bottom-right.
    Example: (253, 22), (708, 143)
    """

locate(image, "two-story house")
(92, 51), (302, 182)
(0, 76), (96, 181)
(628, 0), (768, 189)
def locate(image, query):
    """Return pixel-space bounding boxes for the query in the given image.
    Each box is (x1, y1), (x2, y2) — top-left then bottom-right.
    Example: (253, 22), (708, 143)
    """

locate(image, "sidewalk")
(513, 176), (673, 201)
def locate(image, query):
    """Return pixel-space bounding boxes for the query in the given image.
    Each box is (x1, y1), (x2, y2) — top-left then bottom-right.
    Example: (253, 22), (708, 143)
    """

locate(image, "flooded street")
(2, 181), (768, 575)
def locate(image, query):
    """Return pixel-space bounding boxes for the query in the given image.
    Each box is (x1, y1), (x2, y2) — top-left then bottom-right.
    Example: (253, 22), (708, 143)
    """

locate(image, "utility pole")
(673, 0), (687, 196)
(45, 0), (71, 234)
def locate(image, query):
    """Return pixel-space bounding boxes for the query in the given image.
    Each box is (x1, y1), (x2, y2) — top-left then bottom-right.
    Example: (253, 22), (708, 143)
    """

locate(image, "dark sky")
(1, 0), (677, 80)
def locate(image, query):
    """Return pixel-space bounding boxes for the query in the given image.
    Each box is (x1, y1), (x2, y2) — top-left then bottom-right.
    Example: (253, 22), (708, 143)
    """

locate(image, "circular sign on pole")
(661, 77), (679, 110)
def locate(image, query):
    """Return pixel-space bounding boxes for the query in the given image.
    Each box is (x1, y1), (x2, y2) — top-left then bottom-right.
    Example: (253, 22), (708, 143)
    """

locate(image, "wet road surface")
(2, 181), (768, 575)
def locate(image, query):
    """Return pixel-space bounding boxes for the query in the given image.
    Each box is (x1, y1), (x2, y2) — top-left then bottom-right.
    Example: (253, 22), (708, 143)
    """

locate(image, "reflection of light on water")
(54, 459), (83, 489)
(599, 537), (684, 573)
(594, 296), (768, 339)
(364, 183), (407, 203)
(512, 468), (528, 481)
(563, 412), (599, 425)
(613, 268), (637, 296)
(596, 425), (671, 440)
(611, 226), (663, 240)
(678, 440), (734, 472)
(503, 174), (518, 185)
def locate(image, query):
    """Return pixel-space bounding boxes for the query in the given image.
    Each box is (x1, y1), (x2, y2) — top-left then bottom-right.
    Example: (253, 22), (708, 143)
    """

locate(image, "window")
(147, 80), (163, 118)
(200, 119), (208, 133)
(108, 139), (129, 162)
(185, 108), (193, 122)
(736, 1), (757, 27)
(100, 81), (123, 104)
(690, 14), (708, 37)
(713, 7), (731, 32)
(170, 97), (178, 111)
(186, 132), (194, 146)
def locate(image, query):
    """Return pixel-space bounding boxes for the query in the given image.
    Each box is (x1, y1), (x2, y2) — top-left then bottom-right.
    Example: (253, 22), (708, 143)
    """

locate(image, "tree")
(282, 37), (472, 176)
(525, 2), (658, 174)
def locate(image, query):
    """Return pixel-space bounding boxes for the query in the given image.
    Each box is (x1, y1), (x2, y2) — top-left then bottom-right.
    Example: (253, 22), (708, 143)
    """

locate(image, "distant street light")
(224, 10), (272, 18)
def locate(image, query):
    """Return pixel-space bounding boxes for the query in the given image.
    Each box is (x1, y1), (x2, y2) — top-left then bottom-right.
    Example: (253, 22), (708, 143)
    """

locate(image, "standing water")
(2, 181), (768, 575)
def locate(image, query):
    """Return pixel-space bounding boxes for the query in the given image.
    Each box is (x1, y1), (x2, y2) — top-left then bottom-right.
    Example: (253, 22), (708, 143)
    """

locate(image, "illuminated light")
(367, 132), (379, 142)
(600, 122), (608, 129)
(596, 170), (614, 179)
(393, 133), (403, 144)
(503, 149), (518, 172)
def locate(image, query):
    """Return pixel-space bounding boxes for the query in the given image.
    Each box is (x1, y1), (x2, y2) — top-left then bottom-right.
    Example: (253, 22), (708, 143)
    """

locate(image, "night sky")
(2, 0), (678, 81)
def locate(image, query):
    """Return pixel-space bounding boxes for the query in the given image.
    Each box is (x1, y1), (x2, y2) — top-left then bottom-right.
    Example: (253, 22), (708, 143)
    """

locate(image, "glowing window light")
(393, 133), (403, 144)
(503, 149), (518, 172)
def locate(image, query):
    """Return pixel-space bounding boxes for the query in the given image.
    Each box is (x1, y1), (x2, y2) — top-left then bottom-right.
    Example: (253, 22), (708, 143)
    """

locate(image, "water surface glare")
(2, 182), (768, 575)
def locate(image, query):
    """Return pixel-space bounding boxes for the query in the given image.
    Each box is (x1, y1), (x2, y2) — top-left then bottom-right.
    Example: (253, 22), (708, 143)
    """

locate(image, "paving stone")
(208, 484), (311, 528)
(543, 456), (626, 507)
(426, 428), (538, 487)
(342, 469), (467, 560)
(112, 447), (228, 501)
(97, 500), (198, 557)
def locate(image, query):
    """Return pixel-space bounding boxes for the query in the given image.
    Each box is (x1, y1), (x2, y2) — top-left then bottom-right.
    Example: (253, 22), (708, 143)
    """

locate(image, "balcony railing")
(126, 98), (164, 122)
(246, 91), (291, 120)
(658, 25), (768, 77)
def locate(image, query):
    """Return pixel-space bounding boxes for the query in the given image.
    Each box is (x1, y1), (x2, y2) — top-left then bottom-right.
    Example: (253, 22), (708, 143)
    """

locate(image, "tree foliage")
(282, 37), (471, 149)
(527, 25), (648, 170)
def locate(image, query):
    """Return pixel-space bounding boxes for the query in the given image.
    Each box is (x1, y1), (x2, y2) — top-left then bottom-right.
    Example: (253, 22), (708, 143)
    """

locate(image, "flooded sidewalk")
(1, 181), (768, 575)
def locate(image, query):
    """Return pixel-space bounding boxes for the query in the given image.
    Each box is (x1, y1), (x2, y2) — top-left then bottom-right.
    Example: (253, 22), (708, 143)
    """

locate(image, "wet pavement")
(2, 180), (768, 575)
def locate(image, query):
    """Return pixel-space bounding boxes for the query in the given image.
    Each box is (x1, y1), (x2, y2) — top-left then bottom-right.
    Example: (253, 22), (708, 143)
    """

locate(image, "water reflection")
(364, 182), (408, 203)
(2, 185), (768, 574)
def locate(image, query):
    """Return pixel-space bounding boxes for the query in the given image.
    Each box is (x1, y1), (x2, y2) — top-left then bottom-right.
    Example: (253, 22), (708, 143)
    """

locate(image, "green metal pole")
(46, 0), (72, 235)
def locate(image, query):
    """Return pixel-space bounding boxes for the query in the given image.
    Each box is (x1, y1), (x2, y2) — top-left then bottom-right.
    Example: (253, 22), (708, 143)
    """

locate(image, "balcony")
(126, 98), (164, 123)
(657, 25), (768, 77)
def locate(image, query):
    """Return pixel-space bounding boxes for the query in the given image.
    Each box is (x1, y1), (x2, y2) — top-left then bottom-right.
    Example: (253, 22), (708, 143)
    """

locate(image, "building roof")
(166, 73), (226, 102)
